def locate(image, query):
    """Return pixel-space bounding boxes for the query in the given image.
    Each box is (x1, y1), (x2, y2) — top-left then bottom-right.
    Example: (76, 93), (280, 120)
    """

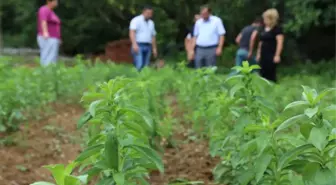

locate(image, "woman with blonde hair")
(256, 8), (284, 82)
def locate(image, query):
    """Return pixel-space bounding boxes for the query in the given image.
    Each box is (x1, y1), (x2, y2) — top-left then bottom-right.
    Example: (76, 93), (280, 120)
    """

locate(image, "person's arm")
(40, 8), (50, 38)
(41, 21), (49, 38)
(275, 34), (284, 58)
(256, 41), (262, 62)
(151, 22), (157, 57)
(216, 18), (226, 55)
(235, 33), (242, 45)
(191, 22), (199, 51)
(129, 19), (138, 52)
(248, 30), (258, 57)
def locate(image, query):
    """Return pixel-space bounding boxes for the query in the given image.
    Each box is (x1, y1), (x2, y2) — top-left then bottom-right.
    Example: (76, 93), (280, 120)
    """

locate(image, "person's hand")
(247, 51), (253, 59)
(216, 47), (222, 56)
(256, 54), (260, 63)
(43, 32), (49, 39)
(187, 51), (194, 60)
(274, 55), (281, 63)
(132, 44), (139, 53)
(153, 48), (158, 58)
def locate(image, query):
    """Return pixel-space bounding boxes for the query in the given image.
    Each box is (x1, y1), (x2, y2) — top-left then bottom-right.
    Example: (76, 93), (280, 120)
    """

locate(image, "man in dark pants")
(185, 14), (200, 68)
(191, 5), (226, 68)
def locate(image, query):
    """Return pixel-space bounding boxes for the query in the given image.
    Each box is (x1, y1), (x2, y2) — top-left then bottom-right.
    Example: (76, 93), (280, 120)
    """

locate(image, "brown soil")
(150, 141), (220, 185)
(0, 103), (84, 185)
(0, 99), (220, 185)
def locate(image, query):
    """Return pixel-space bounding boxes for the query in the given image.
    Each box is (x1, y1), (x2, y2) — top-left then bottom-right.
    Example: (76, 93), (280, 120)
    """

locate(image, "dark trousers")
(260, 56), (277, 82)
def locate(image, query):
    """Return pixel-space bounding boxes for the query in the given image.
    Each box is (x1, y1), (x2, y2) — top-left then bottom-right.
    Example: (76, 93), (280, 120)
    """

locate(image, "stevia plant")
(213, 85), (336, 184)
(74, 77), (163, 184)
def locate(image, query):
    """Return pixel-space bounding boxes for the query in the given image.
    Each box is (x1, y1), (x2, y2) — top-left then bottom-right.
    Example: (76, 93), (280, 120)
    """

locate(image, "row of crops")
(1, 57), (335, 185)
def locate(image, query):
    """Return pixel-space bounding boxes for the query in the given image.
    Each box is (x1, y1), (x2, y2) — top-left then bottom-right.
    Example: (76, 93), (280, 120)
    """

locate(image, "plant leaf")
(89, 100), (103, 117)
(64, 175), (81, 185)
(275, 114), (307, 133)
(113, 173), (125, 185)
(121, 105), (153, 133)
(30, 182), (55, 185)
(43, 164), (65, 185)
(229, 84), (244, 97)
(75, 144), (104, 162)
(278, 144), (314, 170)
(77, 112), (92, 129)
(105, 133), (119, 171)
(284, 101), (309, 111)
(304, 107), (318, 118)
(130, 145), (164, 173)
(255, 154), (273, 183)
(237, 169), (254, 185)
(300, 123), (314, 139)
(314, 88), (336, 104)
(308, 127), (329, 151)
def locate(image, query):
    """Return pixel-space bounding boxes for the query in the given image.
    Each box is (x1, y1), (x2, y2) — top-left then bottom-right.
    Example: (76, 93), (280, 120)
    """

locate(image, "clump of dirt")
(0, 103), (84, 185)
(149, 140), (220, 185)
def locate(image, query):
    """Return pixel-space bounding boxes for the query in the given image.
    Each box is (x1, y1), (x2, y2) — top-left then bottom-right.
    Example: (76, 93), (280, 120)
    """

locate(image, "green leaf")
(113, 173), (125, 185)
(224, 74), (244, 84)
(81, 92), (105, 103)
(89, 100), (103, 117)
(237, 169), (254, 185)
(229, 84), (244, 97)
(323, 105), (336, 113)
(308, 127), (329, 151)
(64, 175), (81, 185)
(75, 144), (104, 162)
(44, 164), (65, 185)
(64, 162), (77, 175)
(105, 133), (119, 171)
(304, 107), (318, 118)
(244, 124), (268, 133)
(76, 175), (88, 184)
(278, 144), (314, 170)
(300, 123), (314, 139)
(77, 112), (93, 129)
(275, 114), (307, 133)
(284, 101), (309, 111)
(121, 105), (153, 132)
(314, 88), (336, 104)
(255, 154), (273, 183)
(30, 182), (55, 185)
(130, 145), (164, 173)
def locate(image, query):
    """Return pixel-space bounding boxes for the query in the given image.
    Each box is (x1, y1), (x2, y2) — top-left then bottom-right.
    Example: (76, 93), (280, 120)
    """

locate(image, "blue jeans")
(230, 48), (257, 75)
(131, 43), (152, 71)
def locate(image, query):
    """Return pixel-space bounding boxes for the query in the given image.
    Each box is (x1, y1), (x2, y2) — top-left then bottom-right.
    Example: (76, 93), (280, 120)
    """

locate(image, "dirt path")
(0, 100), (219, 185)
(150, 140), (219, 185)
(0, 103), (84, 185)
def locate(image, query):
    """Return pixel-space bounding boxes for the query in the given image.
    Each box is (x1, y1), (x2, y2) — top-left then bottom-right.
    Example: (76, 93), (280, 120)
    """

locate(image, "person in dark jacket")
(256, 9), (284, 82)
(234, 17), (262, 71)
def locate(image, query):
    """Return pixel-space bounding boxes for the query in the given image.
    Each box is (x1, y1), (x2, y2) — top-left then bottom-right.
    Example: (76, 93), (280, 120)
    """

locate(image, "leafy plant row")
(29, 61), (336, 185)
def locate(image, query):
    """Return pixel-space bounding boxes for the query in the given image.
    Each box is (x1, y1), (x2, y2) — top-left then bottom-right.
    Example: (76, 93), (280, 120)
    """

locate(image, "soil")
(149, 141), (220, 185)
(0, 101), (220, 185)
(0, 103), (84, 185)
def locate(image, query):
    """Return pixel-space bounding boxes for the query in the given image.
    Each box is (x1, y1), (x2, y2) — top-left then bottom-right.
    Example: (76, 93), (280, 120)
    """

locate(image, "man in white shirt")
(129, 6), (157, 71)
(191, 5), (226, 68)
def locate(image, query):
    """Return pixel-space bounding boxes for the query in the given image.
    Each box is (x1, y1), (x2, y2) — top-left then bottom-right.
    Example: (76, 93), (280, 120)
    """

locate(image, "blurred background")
(0, 0), (335, 65)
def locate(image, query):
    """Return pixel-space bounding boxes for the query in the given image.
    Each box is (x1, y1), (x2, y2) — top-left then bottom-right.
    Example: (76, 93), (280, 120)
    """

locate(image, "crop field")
(0, 57), (335, 185)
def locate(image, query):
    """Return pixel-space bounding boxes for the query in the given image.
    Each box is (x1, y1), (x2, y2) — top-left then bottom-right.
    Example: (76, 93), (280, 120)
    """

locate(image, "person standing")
(37, 0), (61, 66)
(129, 6), (157, 71)
(185, 14), (200, 68)
(191, 5), (226, 68)
(234, 18), (262, 70)
(256, 9), (284, 82)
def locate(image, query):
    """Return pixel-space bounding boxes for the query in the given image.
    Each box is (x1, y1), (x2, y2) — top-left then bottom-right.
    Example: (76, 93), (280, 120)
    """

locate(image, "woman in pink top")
(37, 0), (61, 66)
